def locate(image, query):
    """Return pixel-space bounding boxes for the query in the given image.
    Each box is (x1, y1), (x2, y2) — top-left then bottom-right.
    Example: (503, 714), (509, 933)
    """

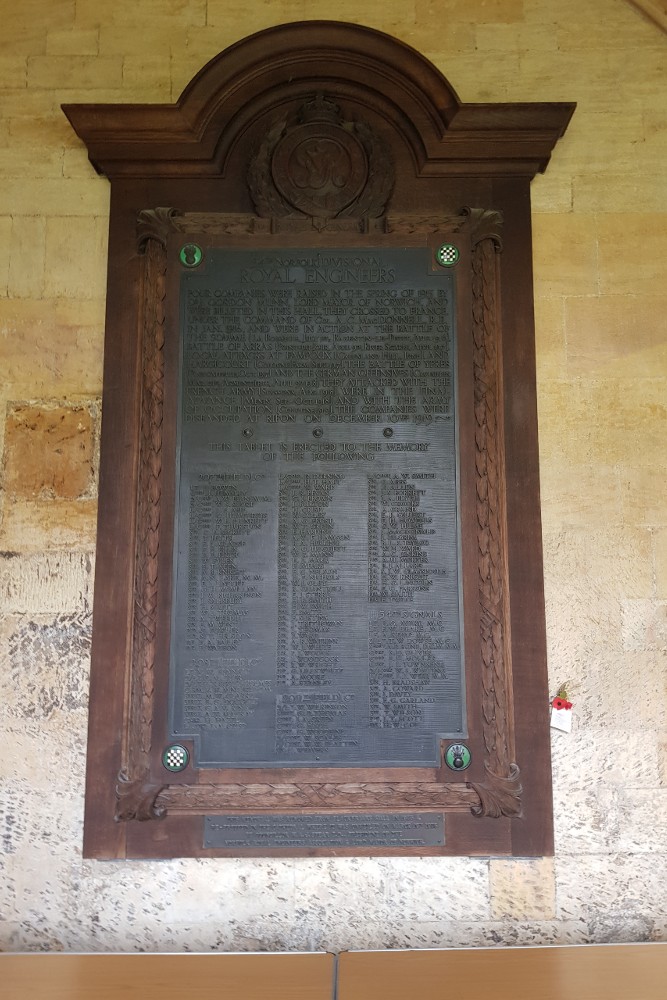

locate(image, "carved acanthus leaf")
(465, 206), (504, 250)
(137, 207), (180, 251)
(115, 772), (167, 822)
(469, 762), (522, 818)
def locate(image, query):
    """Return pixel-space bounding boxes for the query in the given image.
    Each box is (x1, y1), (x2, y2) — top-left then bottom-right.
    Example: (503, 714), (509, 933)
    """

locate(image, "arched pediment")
(63, 21), (574, 180)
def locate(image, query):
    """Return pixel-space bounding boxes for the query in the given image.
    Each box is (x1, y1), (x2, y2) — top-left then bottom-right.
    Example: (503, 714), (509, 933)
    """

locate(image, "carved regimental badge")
(248, 94), (394, 221)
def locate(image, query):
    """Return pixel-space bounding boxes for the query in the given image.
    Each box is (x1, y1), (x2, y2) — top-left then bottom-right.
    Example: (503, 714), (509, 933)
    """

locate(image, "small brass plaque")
(204, 812), (445, 849)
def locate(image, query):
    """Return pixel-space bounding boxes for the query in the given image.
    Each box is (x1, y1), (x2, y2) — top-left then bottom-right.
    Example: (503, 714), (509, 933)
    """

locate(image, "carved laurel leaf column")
(466, 211), (521, 819)
(64, 21), (574, 858)
(115, 223), (170, 822)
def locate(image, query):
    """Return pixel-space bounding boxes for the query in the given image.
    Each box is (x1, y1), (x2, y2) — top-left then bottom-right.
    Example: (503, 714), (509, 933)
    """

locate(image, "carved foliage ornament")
(247, 94), (394, 222)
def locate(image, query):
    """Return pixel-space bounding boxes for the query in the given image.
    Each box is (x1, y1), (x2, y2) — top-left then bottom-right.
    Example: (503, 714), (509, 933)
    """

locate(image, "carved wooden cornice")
(62, 22), (574, 180)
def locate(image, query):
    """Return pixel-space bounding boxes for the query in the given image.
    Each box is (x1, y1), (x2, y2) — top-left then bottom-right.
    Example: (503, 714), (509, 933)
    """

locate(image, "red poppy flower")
(552, 697), (572, 710)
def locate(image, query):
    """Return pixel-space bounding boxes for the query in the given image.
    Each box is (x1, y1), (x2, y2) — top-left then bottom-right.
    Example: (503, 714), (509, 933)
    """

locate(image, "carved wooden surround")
(64, 22), (574, 858)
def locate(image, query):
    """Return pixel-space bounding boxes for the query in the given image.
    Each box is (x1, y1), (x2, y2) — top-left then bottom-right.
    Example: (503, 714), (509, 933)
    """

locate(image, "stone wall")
(1, 0), (666, 952)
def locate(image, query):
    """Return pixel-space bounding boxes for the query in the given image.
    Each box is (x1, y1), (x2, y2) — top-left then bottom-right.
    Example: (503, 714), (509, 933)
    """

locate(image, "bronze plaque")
(203, 812), (445, 849)
(169, 247), (465, 768)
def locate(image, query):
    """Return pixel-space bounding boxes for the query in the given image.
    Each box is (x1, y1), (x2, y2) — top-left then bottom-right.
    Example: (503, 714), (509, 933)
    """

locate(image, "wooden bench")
(338, 944), (667, 1000)
(1, 952), (333, 1000)
(2, 943), (666, 999)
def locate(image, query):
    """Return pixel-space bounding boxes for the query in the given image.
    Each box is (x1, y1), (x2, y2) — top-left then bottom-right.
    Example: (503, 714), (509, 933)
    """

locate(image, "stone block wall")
(1, 0), (666, 952)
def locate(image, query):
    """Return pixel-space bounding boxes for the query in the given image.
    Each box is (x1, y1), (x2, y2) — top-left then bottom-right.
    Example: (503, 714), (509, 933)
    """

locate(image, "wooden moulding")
(63, 22), (573, 179)
(65, 22), (574, 858)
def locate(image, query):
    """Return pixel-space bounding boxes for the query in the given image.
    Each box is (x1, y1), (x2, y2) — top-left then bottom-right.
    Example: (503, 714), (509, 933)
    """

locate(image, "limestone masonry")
(1, 0), (666, 952)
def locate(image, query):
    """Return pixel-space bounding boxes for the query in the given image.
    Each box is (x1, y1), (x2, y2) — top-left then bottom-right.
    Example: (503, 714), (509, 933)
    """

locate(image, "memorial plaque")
(203, 813), (445, 849)
(68, 21), (571, 857)
(169, 248), (466, 768)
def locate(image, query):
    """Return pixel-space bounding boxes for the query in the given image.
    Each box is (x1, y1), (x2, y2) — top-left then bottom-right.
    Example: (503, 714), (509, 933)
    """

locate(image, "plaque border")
(115, 208), (517, 825)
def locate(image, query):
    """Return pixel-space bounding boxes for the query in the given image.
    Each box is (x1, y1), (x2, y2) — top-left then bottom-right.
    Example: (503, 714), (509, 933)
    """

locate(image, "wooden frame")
(63, 21), (574, 859)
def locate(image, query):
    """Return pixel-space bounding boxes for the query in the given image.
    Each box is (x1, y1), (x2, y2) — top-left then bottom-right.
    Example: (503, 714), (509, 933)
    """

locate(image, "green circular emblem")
(162, 744), (189, 772)
(445, 743), (471, 771)
(436, 243), (460, 268)
(179, 243), (203, 268)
